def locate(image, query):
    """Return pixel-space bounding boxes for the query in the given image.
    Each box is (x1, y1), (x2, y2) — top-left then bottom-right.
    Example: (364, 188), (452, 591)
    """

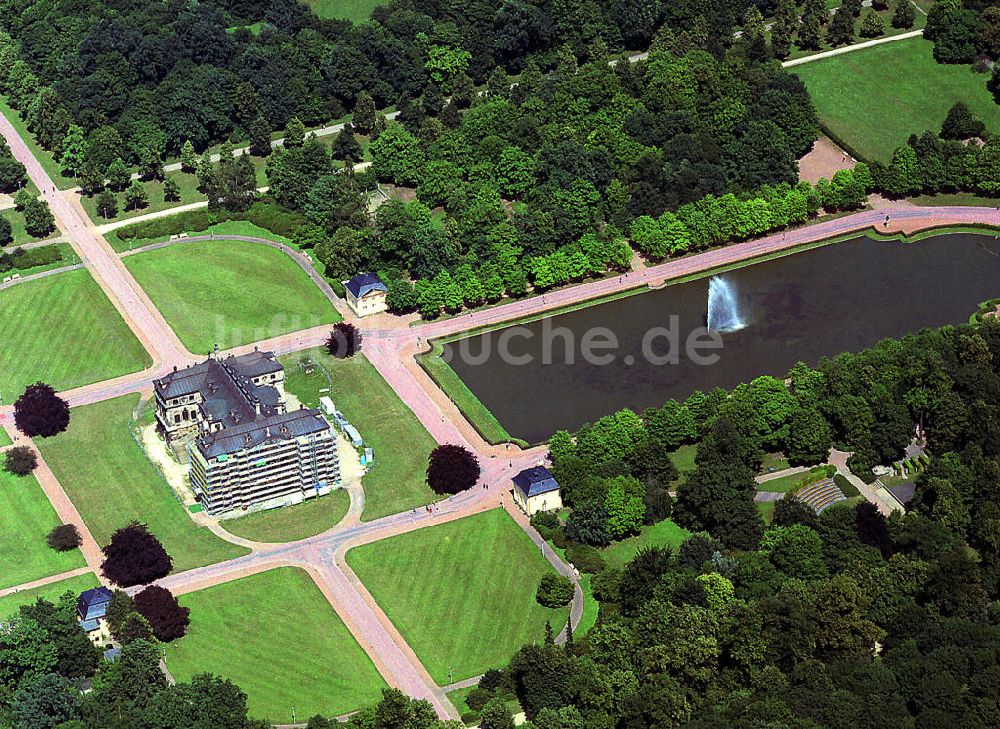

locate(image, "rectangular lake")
(443, 233), (1000, 443)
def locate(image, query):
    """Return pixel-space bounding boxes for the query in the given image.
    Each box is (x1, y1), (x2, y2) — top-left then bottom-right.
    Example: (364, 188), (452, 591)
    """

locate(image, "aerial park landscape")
(1, 1), (1000, 728)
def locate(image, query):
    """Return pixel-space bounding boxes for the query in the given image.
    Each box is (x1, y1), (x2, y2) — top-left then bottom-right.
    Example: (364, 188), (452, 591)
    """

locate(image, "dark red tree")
(101, 522), (173, 587)
(47, 524), (82, 551)
(134, 585), (190, 642)
(14, 382), (70, 437)
(325, 322), (362, 358)
(427, 444), (480, 494)
(4, 446), (38, 475)
(855, 501), (893, 559)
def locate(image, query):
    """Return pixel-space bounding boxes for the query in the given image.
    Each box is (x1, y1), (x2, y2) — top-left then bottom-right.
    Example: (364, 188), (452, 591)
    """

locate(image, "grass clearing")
(167, 567), (386, 722)
(794, 36), (999, 161)
(0, 268), (151, 395)
(36, 395), (249, 573)
(124, 239), (339, 354)
(220, 488), (350, 543)
(0, 429), (11, 447)
(347, 509), (569, 683)
(600, 519), (692, 569)
(304, 0), (384, 23)
(758, 500), (776, 525)
(0, 470), (87, 589)
(281, 348), (439, 520)
(0, 572), (99, 619)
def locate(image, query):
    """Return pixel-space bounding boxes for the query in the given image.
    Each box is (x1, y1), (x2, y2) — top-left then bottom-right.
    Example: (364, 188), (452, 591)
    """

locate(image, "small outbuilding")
(512, 466), (562, 516)
(343, 273), (388, 317)
(77, 586), (113, 644)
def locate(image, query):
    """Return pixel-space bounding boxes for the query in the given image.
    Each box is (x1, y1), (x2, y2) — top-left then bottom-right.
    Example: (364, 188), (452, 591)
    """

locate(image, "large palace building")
(153, 349), (339, 516)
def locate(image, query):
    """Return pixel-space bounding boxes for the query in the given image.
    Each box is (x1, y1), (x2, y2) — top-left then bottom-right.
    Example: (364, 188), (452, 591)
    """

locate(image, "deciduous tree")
(100, 522), (172, 587)
(14, 382), (70, 437)
(426, 444), (480, 494)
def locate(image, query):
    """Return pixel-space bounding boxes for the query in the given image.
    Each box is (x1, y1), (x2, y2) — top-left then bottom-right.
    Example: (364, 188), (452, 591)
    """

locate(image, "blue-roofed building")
(343, 273), (388, 317)
(77, 587), (113, 644)
(512, 466), (562, 516)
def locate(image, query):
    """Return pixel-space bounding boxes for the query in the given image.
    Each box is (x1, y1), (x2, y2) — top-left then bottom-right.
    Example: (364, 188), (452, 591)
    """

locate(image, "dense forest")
(439, 316), (1000, 729)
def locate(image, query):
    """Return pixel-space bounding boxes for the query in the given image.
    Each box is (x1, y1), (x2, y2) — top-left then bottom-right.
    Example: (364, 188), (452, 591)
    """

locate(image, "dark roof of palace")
(513, 466), (560, 497)
(154, 350), (284, 429)
(196, 408), (330, 458)
(345, 272), (387, 298)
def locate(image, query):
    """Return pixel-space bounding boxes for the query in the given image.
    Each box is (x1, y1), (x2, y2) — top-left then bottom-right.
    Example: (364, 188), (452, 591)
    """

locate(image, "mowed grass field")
(600, 519), (692, 569)
(304, 0), (384, 22)
(0, 572), (99, 619)
(794, 36), (1000, 161)
(0, 470), (86, 589)
(347, 509), (570, 683)
(221, 487), (350, 543)
(281, 348), (440, 520)
(0, 269), (151, 395)
(166, 567), (386, 721)
(124, 239), (340, 354)
(36, 395), (249, 572)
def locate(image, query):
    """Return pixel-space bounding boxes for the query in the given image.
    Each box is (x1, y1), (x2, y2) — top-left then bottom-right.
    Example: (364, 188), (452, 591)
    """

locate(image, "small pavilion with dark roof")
(343, 273), (388, 317)
(512, 465), (562, 516)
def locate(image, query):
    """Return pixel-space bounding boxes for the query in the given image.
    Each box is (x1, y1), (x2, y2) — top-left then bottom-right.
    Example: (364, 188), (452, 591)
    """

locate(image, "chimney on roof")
(244, 434), (252, 445)
(173, 365), (177, 372)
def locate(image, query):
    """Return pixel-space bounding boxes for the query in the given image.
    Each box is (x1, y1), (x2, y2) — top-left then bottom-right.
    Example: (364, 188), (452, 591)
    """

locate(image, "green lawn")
(281, 348), (439, 521)
(668, 444), (698, 486)
(793, 36), (1000, 161)
(220, 488), (350, 543)
(758, 501), (776, 526)
(910, 192), (1000, 208)
(304, 0), (384, 22)
(167, 567), (386, 722)
(36, 395), (249, 573)
(0, 268), (151, 395)
(599, 519), (692, 569)
(0, 470), (87, 590)
(0, 572), (99, 619)
(347, 509), (570, 684)
(576, 573), (599, 636)
(0, 429), (11, 447)
(124, 239), (339, 354)
(757, 472), (814, 494)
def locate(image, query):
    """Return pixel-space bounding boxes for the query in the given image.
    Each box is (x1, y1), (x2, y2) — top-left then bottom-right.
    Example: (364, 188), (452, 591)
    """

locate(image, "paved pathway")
(0, 111), (192, 368)
(0, 262), (83, 291)
(829, 449), (898, 516)
(782, 29), (924, 68)
(0, 566), (94, 600)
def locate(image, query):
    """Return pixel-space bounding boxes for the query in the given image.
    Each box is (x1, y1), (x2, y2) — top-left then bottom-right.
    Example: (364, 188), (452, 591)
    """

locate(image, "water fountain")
(707, 275), (747, 333)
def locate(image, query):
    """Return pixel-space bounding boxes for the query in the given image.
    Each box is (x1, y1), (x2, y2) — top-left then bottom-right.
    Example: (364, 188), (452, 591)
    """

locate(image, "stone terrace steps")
(796, 477), (847, 514)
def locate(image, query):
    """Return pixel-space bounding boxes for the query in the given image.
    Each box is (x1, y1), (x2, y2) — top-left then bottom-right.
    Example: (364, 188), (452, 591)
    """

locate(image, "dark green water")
(444, 233), (1000, 443)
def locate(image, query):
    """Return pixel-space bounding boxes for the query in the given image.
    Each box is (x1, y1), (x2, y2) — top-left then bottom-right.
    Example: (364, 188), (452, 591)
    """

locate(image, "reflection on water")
(444, 233), (1000, 443)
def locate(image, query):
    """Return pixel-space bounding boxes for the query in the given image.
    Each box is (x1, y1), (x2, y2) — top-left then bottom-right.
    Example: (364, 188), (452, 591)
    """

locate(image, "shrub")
(325, 322), (362, 358)
(14, 382), (70, 437)
(643, 484), (673, 524)
(426, 444), (480, 494)
(536, 572), (574, 608)
(46, 524), (82, 551)
(100, 522), (172, 587)
(478, 668), (506, 692)
(551, 527), (570, 550)
(530, 511), (560, 531)
(565, 502), (611, 547)
(834, 473), (862, 497)
(565, 543), (605, 574)
(4, 446), (38, 475)
(591, 567), (622, 603)
(465, 687), (494, 712)
(133, 585), (190, 641)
